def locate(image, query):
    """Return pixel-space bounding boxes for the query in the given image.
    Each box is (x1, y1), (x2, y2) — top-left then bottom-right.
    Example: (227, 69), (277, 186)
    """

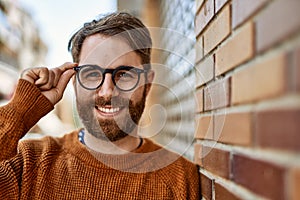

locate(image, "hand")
(21, 62), (77, 105)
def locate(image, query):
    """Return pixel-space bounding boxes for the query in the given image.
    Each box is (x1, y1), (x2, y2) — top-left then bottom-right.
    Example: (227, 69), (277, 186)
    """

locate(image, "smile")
(95, 105), (123, 117)
(98, 106), (120, 113)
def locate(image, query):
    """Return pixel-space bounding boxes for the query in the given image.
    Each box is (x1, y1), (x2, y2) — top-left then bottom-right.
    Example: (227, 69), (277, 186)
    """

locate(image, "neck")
(83, 129), (142, 155)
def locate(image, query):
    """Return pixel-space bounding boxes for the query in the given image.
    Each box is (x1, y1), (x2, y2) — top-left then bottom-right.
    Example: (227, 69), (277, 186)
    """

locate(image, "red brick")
(297, 49), (300, 91)
(202, 146), (230, 179)
(290, 168), (300, 200)
(232, 154), (286, 200)
(232, 0), (269, 28)
(256, 0), (300, 52)
(215, 22), (254, 76)
(291, 47), (300, 92)
(195, 55), (214, 86)
(215, 183), (242, 200)
(195, 89), (204, 113)
(214, 112), (252, 146)
(255, 108), (300, 151)
(195, 115), (213, 140)
(232, 53), (287, 104)
(200, 173), (213, 200)
(204, 78), (230, 111)
(195, 0), (214, 36)
(215, 0), (228, 13)
(203, 4), (230, 54)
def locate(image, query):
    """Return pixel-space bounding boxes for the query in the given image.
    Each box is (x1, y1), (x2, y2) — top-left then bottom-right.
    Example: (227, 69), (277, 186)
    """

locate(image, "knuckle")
(40, 67), (49, 73)
(52, 68), (62, 75)
(20, 69), (29, 77)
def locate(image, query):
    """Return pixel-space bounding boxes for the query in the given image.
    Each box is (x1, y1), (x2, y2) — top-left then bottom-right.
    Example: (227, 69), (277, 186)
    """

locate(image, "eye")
(86, 71), (101, 78)
(115, 70), (136, 80)
(117, 71), (134, 78)
(80, 68), (102, 80)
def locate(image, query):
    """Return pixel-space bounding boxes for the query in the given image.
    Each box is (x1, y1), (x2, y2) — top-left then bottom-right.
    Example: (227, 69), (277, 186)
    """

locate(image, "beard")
(76, 88), (146, 142)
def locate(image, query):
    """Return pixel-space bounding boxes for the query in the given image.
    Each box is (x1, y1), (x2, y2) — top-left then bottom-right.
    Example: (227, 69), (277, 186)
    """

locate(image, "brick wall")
(194, 0), (300, 199)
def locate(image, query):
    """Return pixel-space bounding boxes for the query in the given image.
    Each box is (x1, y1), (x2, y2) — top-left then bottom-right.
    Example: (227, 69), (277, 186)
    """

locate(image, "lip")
(95, 105), (124, 118)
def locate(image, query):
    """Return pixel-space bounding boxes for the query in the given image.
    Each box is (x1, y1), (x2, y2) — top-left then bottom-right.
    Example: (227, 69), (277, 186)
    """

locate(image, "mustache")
(94, 96), (129, 107)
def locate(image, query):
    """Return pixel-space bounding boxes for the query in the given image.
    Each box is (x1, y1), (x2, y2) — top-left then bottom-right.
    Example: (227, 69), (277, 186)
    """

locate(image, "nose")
(97, 73), (119, 97)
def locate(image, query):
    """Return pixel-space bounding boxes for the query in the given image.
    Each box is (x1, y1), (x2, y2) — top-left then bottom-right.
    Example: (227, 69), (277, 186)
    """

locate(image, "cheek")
(128, 85), (145, 104)
(75, 85), (94, 102)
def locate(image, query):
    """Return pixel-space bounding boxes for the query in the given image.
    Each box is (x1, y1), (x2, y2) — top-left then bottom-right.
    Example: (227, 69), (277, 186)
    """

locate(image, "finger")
(33, 68), (49, 86)
(21, 67), (49, 85)
(20, 68), (33, 83)
(55, 69), (76, 94)
(58, 62), (78, 72)
(51, 68), (63, 87)
(39, 70), (55, 91)
(50, 62), (77, 86)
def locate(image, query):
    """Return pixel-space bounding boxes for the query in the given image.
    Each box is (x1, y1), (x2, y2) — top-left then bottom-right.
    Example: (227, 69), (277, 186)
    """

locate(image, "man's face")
(74, 34), (151, 141)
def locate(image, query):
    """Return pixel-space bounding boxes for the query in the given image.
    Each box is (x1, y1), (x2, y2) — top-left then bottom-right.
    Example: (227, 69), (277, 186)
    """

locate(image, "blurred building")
(0, 0), (47, 102)
(0, 0), (74, 138)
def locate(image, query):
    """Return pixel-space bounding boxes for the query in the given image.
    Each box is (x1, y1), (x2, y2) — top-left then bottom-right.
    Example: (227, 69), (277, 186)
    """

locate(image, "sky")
(18, 0), (117, 67)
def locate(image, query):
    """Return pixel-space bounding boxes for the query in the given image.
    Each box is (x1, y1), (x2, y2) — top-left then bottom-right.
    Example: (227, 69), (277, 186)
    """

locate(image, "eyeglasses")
(74, 65), (149, 91)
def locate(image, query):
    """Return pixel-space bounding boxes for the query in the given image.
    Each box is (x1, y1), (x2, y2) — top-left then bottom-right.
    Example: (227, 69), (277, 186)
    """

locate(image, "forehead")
(79, 34), (142, 68)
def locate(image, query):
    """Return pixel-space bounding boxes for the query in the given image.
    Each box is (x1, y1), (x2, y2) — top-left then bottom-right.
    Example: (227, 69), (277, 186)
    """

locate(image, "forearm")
(0, 79), (53, 161)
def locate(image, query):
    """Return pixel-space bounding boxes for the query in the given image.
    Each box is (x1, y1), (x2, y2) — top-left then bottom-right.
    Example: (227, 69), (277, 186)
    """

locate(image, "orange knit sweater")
(0, 80), (200, 199)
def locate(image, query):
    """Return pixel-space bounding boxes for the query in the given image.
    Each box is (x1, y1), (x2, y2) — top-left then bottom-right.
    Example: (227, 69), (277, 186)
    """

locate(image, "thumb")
(56, 68), (75, 94)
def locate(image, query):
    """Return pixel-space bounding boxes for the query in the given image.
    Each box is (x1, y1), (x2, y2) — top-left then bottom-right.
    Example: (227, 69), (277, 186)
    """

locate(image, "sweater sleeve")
(0, 79), (54, 161)
(0, 79), (54, 199)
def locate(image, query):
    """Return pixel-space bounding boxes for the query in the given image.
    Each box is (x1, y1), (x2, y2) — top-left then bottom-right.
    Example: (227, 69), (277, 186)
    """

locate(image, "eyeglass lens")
(77, 65), (142, 91)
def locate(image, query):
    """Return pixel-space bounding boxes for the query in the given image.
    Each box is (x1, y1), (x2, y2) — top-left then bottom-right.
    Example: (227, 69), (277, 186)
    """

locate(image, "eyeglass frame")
(73, 64), (149, 92)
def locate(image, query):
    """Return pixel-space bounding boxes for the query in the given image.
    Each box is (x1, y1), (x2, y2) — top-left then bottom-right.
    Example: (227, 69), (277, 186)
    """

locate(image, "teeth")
(98, 106), (120, 113)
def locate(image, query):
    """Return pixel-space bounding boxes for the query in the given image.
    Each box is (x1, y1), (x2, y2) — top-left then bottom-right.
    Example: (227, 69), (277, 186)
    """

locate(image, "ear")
(145, 70), (155, 96)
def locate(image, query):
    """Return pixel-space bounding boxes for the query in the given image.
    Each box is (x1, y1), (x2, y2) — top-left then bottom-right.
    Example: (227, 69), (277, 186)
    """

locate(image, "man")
(0, 12), (200, 199)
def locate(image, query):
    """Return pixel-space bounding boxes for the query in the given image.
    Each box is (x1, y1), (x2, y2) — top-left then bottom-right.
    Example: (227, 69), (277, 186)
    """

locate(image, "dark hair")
(68, 12), (152, 69)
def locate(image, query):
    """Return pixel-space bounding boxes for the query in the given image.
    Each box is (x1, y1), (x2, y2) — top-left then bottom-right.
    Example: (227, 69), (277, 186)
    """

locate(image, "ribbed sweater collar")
(63, 131), (179, 173)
